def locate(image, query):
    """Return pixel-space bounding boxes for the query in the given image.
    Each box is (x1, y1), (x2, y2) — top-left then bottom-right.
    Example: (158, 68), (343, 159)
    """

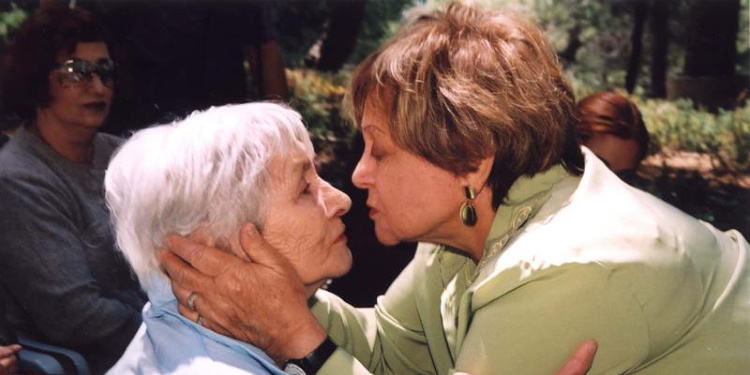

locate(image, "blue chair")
(17, 335), (90, 375)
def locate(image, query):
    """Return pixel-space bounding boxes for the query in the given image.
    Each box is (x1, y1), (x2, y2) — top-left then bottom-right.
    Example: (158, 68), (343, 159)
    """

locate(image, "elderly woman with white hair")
(104, 103), (353, 374)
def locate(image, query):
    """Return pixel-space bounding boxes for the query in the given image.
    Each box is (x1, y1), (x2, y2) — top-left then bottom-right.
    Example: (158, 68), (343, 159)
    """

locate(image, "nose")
(88, 74), (111, 95)
(351, 152), (373, 189)
(321, 181), (352, 218)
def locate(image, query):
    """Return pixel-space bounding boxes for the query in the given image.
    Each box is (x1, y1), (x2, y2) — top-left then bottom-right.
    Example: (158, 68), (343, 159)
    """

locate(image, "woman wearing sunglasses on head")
(0, 7), (146, 374)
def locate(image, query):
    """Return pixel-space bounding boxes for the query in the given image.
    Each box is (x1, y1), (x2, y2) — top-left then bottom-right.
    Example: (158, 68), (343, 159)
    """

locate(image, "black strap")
(284, 337), (338, 375)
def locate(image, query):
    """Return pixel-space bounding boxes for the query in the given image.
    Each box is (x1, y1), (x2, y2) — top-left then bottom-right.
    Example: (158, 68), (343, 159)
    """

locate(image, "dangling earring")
(460, 185), (478, 227)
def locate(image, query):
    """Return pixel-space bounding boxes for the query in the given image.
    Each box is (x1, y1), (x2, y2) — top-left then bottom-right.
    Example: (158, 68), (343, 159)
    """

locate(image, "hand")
(453, 340), (597, 375)
(555, 340), (598, 375)
(0, 344), (21, 375)
(159, 223), (326, 364)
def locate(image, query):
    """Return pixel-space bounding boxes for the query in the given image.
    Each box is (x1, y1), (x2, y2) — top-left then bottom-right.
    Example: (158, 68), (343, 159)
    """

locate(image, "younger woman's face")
(262, 145), (353, 297)
(351, 98), (467, 246)
(41, 42), (114, 130)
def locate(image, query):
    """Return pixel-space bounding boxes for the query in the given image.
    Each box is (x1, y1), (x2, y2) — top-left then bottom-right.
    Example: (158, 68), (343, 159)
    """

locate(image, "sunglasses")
(54, 58), (118, 88)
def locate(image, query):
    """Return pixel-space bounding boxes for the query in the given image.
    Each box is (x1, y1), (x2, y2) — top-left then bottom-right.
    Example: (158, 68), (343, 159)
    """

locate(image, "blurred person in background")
(575, 92), (650, 185)
(0, 7), (145, 374)
(40, 0), (289, 135)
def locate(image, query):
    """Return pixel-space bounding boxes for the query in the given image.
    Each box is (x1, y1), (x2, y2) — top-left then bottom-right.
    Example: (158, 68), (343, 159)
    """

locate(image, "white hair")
(105, 103), (313, 290)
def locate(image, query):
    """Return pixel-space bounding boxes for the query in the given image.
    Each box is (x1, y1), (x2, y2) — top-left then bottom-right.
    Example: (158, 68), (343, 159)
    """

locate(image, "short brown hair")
(346, 2), (582, 208)
(575, 92), (650, 162)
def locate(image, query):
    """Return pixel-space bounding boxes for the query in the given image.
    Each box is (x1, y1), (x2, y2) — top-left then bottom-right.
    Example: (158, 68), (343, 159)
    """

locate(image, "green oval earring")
(460, 185), (478, 227)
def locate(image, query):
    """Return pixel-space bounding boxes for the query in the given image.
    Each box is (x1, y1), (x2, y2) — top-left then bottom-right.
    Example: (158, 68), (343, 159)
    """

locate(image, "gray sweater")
(0, 126), (146, 374)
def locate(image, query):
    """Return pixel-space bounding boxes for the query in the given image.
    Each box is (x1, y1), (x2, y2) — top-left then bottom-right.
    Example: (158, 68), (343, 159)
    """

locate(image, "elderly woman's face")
(42, 42), (113, 130)
(352, 98), (466, 246)
(262, 146), (353, 295)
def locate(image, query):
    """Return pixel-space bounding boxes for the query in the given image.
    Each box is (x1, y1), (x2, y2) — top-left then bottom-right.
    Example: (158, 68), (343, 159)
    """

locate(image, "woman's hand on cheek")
(159, 224), (327, 364)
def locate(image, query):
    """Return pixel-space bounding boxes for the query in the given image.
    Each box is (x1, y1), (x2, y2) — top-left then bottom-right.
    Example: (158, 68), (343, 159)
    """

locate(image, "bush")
(636, 97), (750, 171)
(287, 68), (358, 188)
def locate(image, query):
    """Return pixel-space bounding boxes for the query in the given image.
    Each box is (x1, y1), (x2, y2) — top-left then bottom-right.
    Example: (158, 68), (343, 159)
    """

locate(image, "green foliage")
(0, 3), (27, 43)
(271, 2), (330, 66)
(635, 97), (750, 171)
(287, 68), (357, 187)
(349, 0), (412, 64)
(272, 0), (412, 68)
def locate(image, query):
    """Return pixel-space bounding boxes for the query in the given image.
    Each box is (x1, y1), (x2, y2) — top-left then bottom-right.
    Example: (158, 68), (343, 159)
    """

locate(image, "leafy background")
(1, 0), (747, 305)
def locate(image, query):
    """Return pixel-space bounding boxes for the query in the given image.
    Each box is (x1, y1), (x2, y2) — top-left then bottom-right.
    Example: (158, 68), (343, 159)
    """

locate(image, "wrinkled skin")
(162, 224), (598, 372)
(160, 224), (326, 364)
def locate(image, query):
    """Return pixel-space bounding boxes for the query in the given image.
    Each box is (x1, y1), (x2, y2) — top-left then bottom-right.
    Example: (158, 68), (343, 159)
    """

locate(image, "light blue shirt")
(107, 275), (286, 375)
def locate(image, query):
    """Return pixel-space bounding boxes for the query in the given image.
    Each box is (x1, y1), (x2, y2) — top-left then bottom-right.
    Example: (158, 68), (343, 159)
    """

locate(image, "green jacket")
(313, 150), (750, 374)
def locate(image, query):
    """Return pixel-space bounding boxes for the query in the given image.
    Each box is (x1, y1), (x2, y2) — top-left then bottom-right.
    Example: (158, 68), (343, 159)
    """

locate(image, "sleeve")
(452, 263), (652, 375)
(311, 250), (437, 375)
(0, 175), (142, 348)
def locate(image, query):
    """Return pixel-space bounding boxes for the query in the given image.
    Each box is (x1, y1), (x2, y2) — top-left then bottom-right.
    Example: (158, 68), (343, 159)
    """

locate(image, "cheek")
(374, 162), (460, 235)
(262, 209), (329, 280)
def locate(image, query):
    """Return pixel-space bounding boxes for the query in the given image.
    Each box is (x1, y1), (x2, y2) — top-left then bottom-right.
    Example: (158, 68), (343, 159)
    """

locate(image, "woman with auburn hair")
(575, 92), (650, 183)
(161, 3), (749, 375)
(0, 7), (145, 374)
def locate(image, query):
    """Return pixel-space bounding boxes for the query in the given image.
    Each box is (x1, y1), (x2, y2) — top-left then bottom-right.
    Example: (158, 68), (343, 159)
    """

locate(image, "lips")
(332, 225), (347, 244)
(367, 204), (379, 218)
(82, 102), (107, 111)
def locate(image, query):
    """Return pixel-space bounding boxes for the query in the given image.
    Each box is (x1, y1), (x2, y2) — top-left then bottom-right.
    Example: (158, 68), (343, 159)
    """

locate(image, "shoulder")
(499, 151), (721, 269)
(94, 132), (125, 156)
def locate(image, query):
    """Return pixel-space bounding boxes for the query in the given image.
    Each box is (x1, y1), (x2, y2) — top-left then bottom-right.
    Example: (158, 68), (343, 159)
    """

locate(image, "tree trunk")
(314, 0), (366, 72)
(626, 0), (648, 93)
(649, 0), (669, 98)
(559, 25), (582, 67)
(684, 0), (739, 77)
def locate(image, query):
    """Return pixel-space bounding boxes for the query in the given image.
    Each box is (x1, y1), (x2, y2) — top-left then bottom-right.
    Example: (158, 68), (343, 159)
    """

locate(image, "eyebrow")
(362, 123), (384, 138)
(293, 159), (313, 180)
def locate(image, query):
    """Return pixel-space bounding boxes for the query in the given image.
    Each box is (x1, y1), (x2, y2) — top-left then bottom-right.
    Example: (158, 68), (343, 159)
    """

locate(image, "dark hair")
(346, 2), (583, 208)
(3, 7), (110, 120)
(575, 92), (650, 162)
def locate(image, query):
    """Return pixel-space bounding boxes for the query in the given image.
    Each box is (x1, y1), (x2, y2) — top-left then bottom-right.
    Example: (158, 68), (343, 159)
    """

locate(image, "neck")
(34, 111), (97, 163)
(433, 189), (496, 263)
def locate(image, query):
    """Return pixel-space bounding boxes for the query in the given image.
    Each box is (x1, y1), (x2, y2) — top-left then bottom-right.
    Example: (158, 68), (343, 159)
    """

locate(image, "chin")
(374, 229), (401, 247)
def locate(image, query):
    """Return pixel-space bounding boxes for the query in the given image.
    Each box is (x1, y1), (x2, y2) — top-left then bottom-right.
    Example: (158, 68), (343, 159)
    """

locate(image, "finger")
(555, 339), (598, 375)
(177, 302), (201, 323)
(165, 235), (237, 276)
(0, 345), (20, 356)
(239, 223), (290, 268)
(170, 278), (194, 308)
(160, 250), (214, 293)
(176, 298), (233, 338)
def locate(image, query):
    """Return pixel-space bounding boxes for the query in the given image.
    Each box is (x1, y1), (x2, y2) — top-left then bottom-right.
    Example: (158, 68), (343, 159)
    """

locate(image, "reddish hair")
(575, 92), (650, 162)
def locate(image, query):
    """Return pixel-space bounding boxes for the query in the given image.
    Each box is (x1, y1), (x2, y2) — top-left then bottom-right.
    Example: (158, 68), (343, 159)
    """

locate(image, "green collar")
(477, 164), (569, 270)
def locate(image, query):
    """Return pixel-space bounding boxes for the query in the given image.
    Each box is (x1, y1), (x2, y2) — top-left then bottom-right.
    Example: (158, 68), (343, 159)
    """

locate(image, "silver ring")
(196, 315), (204, 326)
(187, 292), (198, 311)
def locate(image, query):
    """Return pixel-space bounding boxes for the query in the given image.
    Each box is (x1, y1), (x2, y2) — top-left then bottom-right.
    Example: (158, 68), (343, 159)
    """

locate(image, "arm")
(0, 177), (142, 348)
(310, 251), (436, 374)
(163, 231), (596, 375)
(161, 225), (433, 373)
(453, 263), (648, 374)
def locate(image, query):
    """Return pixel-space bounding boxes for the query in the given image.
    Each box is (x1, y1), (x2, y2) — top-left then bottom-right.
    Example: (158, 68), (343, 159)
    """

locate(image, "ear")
(464, 154), (495, 192)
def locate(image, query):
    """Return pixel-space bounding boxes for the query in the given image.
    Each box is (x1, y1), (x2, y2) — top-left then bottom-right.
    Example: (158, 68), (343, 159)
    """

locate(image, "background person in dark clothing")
(0, 8), (146, 374)
(61, 0), (289, 135)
